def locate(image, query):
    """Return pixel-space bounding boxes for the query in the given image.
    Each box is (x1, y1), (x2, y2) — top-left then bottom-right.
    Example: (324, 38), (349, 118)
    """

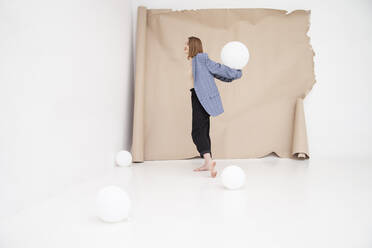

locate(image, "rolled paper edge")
(292, 98), (310, 159)
(130, 6), (148, 162)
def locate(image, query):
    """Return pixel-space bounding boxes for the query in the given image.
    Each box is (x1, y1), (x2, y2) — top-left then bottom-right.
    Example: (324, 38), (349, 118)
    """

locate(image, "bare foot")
(210, 160), (217, 178)
(193, 163), (209, 171)
(193, 159), (217, 177)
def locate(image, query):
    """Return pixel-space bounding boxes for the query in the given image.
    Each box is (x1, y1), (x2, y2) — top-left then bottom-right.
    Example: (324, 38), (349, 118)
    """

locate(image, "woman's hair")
(187, 36), (203, 59)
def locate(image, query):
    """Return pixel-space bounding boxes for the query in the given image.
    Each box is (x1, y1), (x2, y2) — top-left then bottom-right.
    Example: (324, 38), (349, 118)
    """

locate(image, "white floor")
(1, 155), (371, 248)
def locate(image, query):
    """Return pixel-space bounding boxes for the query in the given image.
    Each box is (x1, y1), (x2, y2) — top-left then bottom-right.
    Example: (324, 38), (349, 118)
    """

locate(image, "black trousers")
(190, 88), (212, 158)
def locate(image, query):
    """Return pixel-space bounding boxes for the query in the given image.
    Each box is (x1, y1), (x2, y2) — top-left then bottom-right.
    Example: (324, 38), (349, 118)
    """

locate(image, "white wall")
(131, 0), (372, 160)
(0, 0), (134, 219)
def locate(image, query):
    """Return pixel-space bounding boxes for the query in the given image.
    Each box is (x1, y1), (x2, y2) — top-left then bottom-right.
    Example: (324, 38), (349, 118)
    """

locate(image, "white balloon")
(220, 41), (250, 69)
(115, 150), (132, 166)
(96, 185), (131, 223)
(221, 165), (246, 190)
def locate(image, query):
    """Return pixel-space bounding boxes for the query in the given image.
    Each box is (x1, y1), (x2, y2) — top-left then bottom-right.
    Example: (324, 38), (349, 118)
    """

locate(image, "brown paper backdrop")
(130, 6), (316, 162)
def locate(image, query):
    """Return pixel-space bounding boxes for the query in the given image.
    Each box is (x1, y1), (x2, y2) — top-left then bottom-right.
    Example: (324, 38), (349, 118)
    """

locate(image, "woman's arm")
(205, 55), (242, 82)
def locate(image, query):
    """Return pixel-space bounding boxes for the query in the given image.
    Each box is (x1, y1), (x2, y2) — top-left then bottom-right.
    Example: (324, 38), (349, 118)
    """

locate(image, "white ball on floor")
(96, 185), (131, 223)
(220, 41), (250, 69)
(115, 150), (132, 166)
(221, 165), (246, 190)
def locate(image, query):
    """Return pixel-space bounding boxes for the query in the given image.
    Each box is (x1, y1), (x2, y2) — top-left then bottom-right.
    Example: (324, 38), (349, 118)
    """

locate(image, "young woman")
(184, 36), (242, 178)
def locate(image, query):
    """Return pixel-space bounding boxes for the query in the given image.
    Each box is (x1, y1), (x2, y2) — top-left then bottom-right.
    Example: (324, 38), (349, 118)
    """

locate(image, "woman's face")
(184, 40), (189, 58)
